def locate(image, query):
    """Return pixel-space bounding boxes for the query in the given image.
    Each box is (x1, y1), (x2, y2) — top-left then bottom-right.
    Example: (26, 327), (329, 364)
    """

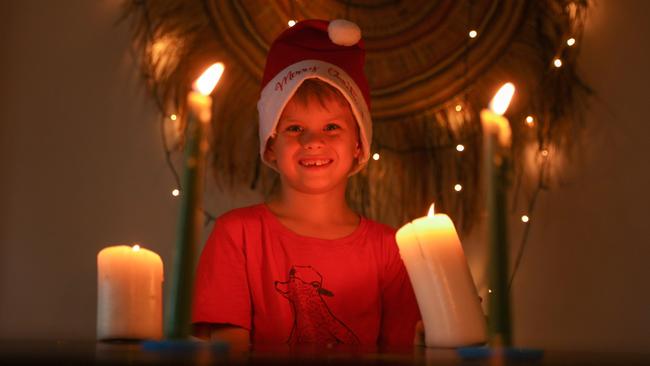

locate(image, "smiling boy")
(192, 19), (420, 349)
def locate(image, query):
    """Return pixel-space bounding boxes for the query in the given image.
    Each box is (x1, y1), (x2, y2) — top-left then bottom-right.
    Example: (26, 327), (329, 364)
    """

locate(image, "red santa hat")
(257, 19), (372, 175)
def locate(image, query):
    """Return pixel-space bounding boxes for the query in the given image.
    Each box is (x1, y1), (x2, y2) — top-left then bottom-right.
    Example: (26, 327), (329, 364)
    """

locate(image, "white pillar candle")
(97, 245), (163, 340)
(396, 205), (486, 348)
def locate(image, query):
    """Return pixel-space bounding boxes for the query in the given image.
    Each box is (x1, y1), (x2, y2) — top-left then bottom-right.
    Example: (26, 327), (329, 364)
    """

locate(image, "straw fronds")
(122, 0), (592, 232)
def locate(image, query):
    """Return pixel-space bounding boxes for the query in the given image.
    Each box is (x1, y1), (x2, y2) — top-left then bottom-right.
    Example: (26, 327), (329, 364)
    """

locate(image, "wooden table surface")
(0, 340), (648, 365)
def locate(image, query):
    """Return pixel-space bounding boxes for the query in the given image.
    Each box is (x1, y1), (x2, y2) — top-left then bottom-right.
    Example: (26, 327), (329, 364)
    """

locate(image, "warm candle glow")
(288, 20), (297, 27)
(454, 184), (463, 192)
(553, 58), (563, 68)
(171, 189), (180, 197)
(170, 114), (177, 121)
(395, 201), (487, 346)
(469, 30), (478, 38)
(489, 83), (515, 116)
(193, 63), (225, 96)
(456, 144), (465, 152)
(97, 245), (163, 340)
(567, 38), (576, 46)
(372, 152), (380, 161)
(427, 204), (435, 217)
(482, 83), (515, 147)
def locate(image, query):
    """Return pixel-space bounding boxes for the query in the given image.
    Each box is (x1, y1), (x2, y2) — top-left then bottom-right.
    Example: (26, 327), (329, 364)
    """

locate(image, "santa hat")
(257, 19), (372, 175)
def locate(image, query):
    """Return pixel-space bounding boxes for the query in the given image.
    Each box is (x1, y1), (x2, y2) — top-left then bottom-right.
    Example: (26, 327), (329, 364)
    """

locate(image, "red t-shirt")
(192, 204), (420, 347)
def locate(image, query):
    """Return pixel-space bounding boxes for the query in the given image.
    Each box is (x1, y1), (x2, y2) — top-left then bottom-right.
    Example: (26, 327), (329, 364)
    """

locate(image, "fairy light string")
(366, 5), (579, 292)
(133, 0), (583, 281)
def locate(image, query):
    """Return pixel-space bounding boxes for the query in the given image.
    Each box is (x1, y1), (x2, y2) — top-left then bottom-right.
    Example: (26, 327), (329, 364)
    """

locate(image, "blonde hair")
(290, 78), (352, 112)
(266, 78), (361, 157)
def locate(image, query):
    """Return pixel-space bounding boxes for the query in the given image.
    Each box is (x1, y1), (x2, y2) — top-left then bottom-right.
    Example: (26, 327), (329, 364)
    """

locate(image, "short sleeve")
(378, 231), (421, 347)
(192, 216), (252, 330)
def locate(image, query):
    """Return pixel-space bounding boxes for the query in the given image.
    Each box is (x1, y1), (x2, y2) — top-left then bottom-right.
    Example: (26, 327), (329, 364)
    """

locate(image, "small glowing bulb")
(172, 189), (180, 197)
(541, 149), (549, 157)
(525, 116), (535, 127)
(521, 215), (530, 223)
(170, 114), (177, 121)
(372, 153), (380, 161)
(567, 38), (576, 46)
(455, 104), (462, 112)
(456, 144), (465, 152)
(454, 184), (462, 192)
(488, 289), (493, 294)
(553, 58), (563, 68)
(288, 19), (297, 27)
(469, 30), (478, 38)
(132, 244), (141, 251)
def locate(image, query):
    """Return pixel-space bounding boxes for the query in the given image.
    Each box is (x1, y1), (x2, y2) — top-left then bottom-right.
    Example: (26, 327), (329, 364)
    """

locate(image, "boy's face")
(265, 95), (361, 195)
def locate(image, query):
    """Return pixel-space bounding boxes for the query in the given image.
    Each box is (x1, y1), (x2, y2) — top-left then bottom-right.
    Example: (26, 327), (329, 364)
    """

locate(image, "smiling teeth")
(300, 159), (332, 167)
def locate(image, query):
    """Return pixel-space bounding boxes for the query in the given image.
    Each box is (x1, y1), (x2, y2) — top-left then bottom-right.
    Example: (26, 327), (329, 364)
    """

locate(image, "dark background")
(1, 0), (648, 353)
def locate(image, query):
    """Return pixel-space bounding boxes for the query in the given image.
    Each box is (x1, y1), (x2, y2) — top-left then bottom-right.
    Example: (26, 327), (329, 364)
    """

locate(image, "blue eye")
(324, 123), (340, 131)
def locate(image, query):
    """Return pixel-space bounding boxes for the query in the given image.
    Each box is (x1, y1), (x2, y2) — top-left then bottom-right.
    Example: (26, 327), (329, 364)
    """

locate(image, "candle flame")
(489, 82), (515, 115)
(427, 204), (435, 217)
(132, 244), (141, 252)
(193, 62), (225, 96)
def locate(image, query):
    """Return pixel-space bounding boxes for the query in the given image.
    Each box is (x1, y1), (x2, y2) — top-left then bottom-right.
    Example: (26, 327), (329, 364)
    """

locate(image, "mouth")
(298, 158), (333, 168)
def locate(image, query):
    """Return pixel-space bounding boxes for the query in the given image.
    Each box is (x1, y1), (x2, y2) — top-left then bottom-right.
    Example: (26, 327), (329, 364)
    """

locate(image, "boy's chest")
(249, 236), (382, 300)
(245, 235), (383, 343)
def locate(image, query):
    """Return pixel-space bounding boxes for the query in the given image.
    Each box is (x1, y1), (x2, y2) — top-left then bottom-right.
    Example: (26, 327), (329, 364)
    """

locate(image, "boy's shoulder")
(216, 204), (266, 226)
(362, 217), (398, 240)
(209, 204), (268, 242)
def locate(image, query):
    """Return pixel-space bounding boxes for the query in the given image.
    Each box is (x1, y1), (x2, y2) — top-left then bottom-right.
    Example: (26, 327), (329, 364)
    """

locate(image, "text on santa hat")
(327, 67), (366, 120)
(274, 66), (319, 92)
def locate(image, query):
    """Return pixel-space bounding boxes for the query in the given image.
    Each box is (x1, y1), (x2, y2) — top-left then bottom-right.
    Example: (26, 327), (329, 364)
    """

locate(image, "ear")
(354, 141), (361, 159)
(317, 288), (334, 297)
(264, 137), (276, 162)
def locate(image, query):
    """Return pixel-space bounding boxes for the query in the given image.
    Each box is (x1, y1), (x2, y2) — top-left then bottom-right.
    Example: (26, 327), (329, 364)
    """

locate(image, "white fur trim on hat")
(327, 19), (361, 46)
(257, 59), (372, 175)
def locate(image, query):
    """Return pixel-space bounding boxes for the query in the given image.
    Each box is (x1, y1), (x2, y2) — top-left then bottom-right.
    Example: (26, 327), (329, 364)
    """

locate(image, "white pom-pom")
(328, 19), (361, 46)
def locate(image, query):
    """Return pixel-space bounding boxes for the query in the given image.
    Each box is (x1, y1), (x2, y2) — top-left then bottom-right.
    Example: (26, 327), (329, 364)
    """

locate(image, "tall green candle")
(164, 63), (224, 339)
(480, 82), (515, 348)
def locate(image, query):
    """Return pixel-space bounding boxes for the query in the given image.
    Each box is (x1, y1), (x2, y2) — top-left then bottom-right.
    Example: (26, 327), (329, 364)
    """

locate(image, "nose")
(299, 130), (325, 150)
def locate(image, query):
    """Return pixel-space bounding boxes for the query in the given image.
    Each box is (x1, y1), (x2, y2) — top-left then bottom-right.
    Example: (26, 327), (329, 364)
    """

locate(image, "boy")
(192, 19), (421, 349)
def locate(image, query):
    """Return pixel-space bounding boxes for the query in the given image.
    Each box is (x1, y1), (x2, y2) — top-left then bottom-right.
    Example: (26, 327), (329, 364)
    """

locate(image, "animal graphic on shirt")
(274, 265), (360, 345)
